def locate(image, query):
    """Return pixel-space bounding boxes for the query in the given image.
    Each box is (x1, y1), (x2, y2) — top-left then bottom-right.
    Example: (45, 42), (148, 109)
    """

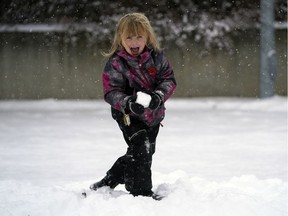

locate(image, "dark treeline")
(0, 0), (287, 50)
(1, 0), (286, 23)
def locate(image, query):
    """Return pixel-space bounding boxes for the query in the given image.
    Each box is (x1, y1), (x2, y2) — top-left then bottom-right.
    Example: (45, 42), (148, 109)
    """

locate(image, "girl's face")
(121, 32), (147, 57)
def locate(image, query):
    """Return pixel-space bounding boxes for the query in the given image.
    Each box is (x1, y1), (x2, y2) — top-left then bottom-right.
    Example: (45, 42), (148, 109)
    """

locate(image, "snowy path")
(0, 97), (287, 216)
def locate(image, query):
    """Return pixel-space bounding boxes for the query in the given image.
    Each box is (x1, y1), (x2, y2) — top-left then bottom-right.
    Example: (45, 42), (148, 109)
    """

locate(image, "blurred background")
(0, 0), (287, 99)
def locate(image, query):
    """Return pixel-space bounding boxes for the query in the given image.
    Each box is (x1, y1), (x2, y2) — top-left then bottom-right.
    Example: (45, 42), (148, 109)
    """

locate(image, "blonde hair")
(102, 13), (161, 57)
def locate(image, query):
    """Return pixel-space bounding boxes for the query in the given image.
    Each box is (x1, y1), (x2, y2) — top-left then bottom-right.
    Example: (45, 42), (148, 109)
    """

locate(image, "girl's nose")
(130, 39), (138, 46)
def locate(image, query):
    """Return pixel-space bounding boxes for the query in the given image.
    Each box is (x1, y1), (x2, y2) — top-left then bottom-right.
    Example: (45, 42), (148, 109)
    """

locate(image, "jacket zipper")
(138, 60), (151, 90)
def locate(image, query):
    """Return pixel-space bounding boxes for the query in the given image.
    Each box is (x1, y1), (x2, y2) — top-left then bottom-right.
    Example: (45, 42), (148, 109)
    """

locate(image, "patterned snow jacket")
(102, 48), (177, 127)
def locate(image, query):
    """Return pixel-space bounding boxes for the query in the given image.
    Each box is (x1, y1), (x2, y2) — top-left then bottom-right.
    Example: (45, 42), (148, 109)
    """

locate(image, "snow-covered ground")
(0, 97), (287, 216)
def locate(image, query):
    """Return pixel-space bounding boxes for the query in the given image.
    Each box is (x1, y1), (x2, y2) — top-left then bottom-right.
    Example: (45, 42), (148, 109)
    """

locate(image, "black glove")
(149, 92), (162, 110)
(127, 97), (145, 115)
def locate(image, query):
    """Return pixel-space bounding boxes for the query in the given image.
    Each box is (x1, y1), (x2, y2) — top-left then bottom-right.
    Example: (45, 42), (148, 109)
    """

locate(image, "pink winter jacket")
(102, 48), (176, 126)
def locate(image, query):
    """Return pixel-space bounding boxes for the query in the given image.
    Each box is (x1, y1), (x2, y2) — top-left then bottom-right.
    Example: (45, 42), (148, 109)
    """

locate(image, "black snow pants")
(106, 113), (160, 196)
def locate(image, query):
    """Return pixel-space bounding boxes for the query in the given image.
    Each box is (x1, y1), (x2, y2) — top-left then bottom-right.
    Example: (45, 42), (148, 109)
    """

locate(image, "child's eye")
(137, 36), (143, 39)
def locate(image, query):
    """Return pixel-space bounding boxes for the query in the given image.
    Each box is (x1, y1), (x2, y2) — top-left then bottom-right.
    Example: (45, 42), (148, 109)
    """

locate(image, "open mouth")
(130, 47), (140, 56)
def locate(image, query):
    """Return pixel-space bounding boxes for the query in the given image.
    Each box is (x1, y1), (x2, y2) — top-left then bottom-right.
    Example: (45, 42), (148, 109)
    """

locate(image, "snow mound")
(0, 172), (286, 216)
(0, 97), (286, 215)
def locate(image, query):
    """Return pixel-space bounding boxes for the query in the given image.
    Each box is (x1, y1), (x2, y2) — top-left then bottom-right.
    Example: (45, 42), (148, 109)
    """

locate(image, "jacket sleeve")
(155, 52), (177, 102)
(102, 59), (130, 113)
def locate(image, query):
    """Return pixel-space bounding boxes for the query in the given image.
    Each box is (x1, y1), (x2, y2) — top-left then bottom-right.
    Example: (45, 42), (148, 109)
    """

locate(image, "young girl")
(90, 12), (176, 200)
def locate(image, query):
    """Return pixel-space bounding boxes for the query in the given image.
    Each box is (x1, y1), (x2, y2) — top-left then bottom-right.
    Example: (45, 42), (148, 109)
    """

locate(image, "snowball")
(136, 92), (151, 108)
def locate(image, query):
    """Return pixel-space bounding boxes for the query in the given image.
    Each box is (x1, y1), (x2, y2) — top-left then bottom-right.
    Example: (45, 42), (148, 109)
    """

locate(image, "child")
(90, 12), (176, 200)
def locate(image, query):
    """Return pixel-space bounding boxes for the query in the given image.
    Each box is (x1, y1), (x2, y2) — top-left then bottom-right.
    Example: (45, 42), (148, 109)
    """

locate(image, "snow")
(0, 96), (287, 216)
(0, 23), (99, 33)
(136, 92), (151, 108)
